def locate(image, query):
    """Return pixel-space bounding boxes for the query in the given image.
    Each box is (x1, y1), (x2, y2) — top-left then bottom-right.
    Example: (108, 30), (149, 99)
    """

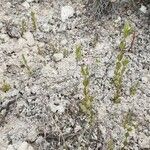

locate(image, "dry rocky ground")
(0, 0), (150, 150)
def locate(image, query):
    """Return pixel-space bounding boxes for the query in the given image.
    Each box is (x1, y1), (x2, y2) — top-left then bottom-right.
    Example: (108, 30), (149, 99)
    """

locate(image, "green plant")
(79, 65), (94, 124)
(31, 11), (37, 31)
(0, 80), (11, 93)
(21, 19), (28, 35)
(107, 139), (115, 150)
(113, 22), (133, 103)
(75, 45), (82, 62)
(121, 110), (136, 150)
(130, 82), (139, 96)
(21, 54), (32, 75)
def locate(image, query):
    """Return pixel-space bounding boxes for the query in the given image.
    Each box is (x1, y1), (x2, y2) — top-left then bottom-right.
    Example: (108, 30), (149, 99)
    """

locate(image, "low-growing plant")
(130, 82), (139, 96)
(21, 54), (32, 75)
(0, 80), (11, 93)
(121, 110), (136, 150)
(113, 22), (133, 103)
(107, 139), (115, 150)
(75, 45), (82, 62)
(31, 11), (37, 31)
(21, 19), (28, 35)
(79, 65), (94, 124)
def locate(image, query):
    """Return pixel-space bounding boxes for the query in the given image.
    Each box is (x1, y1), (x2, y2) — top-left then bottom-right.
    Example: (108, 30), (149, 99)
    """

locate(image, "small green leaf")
(130, 82), (139, 96)
(125, 132), (129, 138)
(123, 140), (128, 146)
(31, 11), (37, 31)
(122, 58), (129, 66)
(85, 66), (89, 76)
(83, 78), (89, 87)
(81, 65), (86, 76)
(1, 80), (11, 93)
(127, 127), (133, 132)
(22, 54), (27, 65)
(123, 22), (133, 38)
(117, 52), (124, 61)
(119, 40), (126, 51)
(80, 103), (87, 113)
(75, 45), (82, 61)
(116, 62), (122, 71)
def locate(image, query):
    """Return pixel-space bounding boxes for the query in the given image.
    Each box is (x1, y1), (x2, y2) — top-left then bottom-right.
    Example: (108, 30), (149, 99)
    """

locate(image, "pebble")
(22, 1), (30, 9)
(139, 5), (147, 14)
(61, 6), (74, 22)
(41, 64), (57, 78)
(0, 34), (9, 43)
(26, 0), (34, 3)
(27, 127), (38, 142)
(23, 32), (35, 46)
(6, 25), (21, 39)
(18, 38), (27, 49)
(53, 53), (63, 62)
(18, 142), (34, 150)
(7, 145), (15, 150)
(107, 69), (114, 78)
(41, 23), (50, 33)
(138, 133), (150, 149)
(142, 76), (148, 83)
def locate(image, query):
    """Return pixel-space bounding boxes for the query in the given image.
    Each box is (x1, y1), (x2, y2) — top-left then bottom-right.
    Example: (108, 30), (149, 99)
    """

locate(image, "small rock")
(142, 76), (148, 83)
(107, 69), (114, 78)
(61, 39), (67, 45)
(61, 6), (74, 22)
(139, 5), (147, 14)
(22, 1), (30, 9)
(53, 53), (63, 62)
(41, 23), (50, 33)
(0, 34), (9, 43)
(6, 25), (21, 39)
(18, 38), (27, 49)
(27, 127), (38, 142)
(18, 142), (34, 150)
(74, 125), (82, 133)
(7, 145), (15, 150)
(97, 105), (107, 120)
(23, 32), (35, 46)
(36, 136), (50, 149)
(138, 133), (150, 149)
(0, 138), (8, 150)
(26, 0), (34, 3)
(41, 64), (57, 78)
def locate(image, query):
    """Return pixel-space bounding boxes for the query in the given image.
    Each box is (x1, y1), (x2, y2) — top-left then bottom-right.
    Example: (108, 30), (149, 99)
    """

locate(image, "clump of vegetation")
(130, 82), (139, 96)
(107, 139), (115, 150)
(80, 65), (94, 124)
(21, 54), (32, 75)
(75, 45), (82, 62)
(0, 80), (11, 93)
(21, 19), (28, 35)
(121, 110), (136, 150)
(31, 11), (37, 31)
(113, 22), (133, 103)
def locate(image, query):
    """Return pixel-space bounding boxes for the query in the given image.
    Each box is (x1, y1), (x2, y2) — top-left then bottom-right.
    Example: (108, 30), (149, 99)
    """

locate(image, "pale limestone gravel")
(0, 0), (150, 150)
